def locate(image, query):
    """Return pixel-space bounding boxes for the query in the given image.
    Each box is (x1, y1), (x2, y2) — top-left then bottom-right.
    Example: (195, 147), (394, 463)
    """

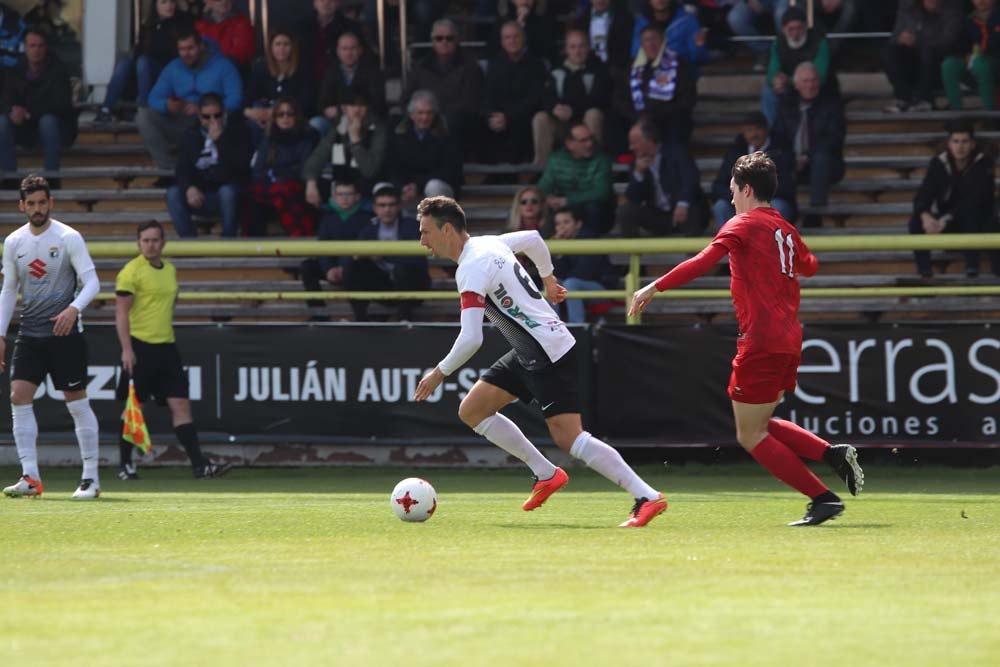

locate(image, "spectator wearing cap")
(883, 0), (963, 113)
(195, 0), (256, 68)
(761, 5), (838, 126)
(0, 27), (77, 178)
(532, 27), (611, 166)
(247, 96), (319, 236)
(313, 30), (386, 136)
(711, 112), (798, 229)
(404, 18), (484, 157)
(388, 89), (463, 204)
(166, 92), (252, 237)
(537, 122), (614, 237)
(138, 28), (243, 172)
(482, 20), (549, 164)
(772, 61), (845, 227)
(342, 183), (431, 321)
(296, 0), (367, 84)
(303, 87), (388, 209)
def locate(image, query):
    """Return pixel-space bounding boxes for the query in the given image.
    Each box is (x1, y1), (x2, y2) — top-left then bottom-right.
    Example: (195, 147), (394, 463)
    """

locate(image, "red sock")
(767, 419), (829, 461)
(750, 435), (829, 498)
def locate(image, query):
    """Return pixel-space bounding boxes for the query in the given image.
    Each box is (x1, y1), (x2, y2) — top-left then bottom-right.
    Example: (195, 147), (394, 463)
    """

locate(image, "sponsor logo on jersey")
(493, 283), (541, 329)
(28, 258), (46, 278)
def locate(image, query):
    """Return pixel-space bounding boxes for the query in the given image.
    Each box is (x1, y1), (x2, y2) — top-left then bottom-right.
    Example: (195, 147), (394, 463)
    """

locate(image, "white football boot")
(71, 478), (101, 500)
(3, 475), (44, 498)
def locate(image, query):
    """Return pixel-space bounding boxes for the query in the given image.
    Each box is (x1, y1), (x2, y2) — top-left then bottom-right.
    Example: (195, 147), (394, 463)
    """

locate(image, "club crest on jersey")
(494, 256), (506, 270)
(48, 246), (59, 258)
(493, 283), (541, 329)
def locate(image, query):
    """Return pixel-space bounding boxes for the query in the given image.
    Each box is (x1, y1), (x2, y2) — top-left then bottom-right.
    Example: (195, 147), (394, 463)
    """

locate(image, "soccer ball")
(390, 477), (437, 522)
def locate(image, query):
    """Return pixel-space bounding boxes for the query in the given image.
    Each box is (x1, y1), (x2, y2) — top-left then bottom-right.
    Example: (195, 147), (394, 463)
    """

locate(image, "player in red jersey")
(630, 152), (864, 526)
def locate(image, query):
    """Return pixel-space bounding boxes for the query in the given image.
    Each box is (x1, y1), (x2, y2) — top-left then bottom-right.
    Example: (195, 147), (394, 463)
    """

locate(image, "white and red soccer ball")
(390, 477), (437, 522)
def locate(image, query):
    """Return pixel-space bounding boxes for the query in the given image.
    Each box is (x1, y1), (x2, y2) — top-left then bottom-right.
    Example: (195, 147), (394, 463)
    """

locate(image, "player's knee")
(457, 400), (487, 429)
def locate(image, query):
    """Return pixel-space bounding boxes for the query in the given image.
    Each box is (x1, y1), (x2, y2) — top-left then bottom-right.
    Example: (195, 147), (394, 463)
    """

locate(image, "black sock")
(119, 420), (133, 465)
(812, 490), (841, 504)
(174, 422), (206, 468)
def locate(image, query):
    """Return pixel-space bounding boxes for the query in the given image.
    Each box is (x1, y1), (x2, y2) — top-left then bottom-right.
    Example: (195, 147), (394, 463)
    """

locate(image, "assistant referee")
(114, 221), (231, 480)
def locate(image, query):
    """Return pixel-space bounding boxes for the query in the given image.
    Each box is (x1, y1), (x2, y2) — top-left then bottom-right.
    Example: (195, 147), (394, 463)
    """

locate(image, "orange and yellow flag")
(122, 380), (151, 453)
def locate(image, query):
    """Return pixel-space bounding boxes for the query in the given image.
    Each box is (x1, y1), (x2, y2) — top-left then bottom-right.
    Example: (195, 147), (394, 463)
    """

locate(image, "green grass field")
(1, 464), (998, 666)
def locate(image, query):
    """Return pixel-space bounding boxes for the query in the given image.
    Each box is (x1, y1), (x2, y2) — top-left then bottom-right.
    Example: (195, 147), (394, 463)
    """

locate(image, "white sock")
(569, 431), (659, 499)
(66, 398), (100, 483)
(12, 403), (40, 480)
(473, 414), (558, 480)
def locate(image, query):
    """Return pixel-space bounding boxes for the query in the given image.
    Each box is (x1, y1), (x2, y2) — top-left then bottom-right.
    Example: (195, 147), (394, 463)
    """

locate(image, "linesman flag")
(122, 380), (151, 453)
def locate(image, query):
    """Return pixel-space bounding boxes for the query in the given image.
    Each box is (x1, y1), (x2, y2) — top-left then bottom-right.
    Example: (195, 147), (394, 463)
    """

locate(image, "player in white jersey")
(413, 196), (667, 527)
(0, 176), (102, 500)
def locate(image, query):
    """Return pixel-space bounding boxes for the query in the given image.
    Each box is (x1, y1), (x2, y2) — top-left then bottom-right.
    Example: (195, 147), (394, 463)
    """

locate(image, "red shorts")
(727, 349), (800, 404)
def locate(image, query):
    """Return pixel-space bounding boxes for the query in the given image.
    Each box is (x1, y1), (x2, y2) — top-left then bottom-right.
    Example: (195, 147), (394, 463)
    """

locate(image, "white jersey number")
(774, 228), (795, 278)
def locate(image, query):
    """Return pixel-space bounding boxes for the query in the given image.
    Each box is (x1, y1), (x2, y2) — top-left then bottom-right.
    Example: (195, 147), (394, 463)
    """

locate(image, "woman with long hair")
(245, 29), (313, 144)
(247, 96), (320, 236)
(506, 185), (551, 234)
(96, 0), (194, 122)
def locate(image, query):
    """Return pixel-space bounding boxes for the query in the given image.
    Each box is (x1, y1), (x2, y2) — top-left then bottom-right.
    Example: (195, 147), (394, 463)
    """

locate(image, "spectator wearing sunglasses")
(506, 185), (551, 234)
(404, 18), (484, 158)
(247, 97), (320, 236)
(166, 93), (251, 237)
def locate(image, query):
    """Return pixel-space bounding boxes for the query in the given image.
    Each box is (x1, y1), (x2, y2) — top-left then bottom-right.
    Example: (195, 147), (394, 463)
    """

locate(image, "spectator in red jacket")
(195, 0), (255, 68)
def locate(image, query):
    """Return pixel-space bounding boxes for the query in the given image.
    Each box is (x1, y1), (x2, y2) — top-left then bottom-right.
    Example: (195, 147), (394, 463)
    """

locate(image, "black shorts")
(10, 334), (88, 391)
(480, 347), (580, 417)
(115, 338), (189, 405)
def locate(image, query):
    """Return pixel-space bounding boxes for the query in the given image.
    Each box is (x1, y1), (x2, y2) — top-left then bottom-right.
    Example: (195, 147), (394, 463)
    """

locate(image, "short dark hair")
(137, 220), (165, 238)
(24, 27), (48, 44)
(741, 111), (769, 130)
(176, 27), (201, 44)
(633, 116), (661, 145)
(639, 23), (663, 38)
(199, 92), (224, 110)
(552, 206), (578, 221)
(945, 118), (975, 139)
(19, 174), (50, 201)
(731, 151), (777, 202)
(372, 182), (399, 201)
(418, 196), (467, 232)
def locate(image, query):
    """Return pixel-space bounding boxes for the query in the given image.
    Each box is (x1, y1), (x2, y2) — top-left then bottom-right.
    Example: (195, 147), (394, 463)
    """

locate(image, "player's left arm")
(52, 233), (99, 336)
(794, 236), (819, 278)
(499, 231), (555, 277)
(414, 299), (486, 401)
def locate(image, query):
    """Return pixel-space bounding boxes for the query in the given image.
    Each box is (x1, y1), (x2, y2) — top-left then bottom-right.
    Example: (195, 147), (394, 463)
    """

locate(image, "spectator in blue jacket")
(343, 183), (431, 321)
(631, 0), (709, 77)
(136, 28), (243, 172)
(0, 2), (25, 71)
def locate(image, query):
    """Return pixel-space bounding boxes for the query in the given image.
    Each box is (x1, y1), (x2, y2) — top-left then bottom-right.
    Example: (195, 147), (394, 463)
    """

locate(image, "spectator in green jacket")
(941, 0), (1000, 110)
(761, 6), (837, 126)
(536, 122), (614, 237)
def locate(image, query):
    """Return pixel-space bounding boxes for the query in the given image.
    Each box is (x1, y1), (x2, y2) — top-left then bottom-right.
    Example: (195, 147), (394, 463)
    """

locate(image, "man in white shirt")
(412, 196), (667, 527)
(1, 175), (102, 500)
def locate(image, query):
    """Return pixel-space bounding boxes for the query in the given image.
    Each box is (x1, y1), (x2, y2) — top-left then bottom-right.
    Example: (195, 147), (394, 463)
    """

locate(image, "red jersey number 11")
(775, 228), (795, 278)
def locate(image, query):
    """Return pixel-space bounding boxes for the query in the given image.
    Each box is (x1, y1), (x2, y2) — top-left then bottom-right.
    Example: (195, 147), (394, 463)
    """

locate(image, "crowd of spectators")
(3, 0), (1000, 320)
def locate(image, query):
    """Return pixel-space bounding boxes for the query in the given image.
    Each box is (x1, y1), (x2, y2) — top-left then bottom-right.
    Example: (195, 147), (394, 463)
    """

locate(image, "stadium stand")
(1, 1), (999, 326)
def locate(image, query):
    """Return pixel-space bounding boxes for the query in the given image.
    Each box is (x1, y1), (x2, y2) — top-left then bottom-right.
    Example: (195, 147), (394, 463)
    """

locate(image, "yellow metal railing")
(72, 234), (1000, 324)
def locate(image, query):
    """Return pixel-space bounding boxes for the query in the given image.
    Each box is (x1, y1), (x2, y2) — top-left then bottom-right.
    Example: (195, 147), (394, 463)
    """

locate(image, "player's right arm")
(115, 263), (137, 375)
(0, 240), (19, 374)
(629, 242), (728, 316)
(413, 293), (486, 401)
